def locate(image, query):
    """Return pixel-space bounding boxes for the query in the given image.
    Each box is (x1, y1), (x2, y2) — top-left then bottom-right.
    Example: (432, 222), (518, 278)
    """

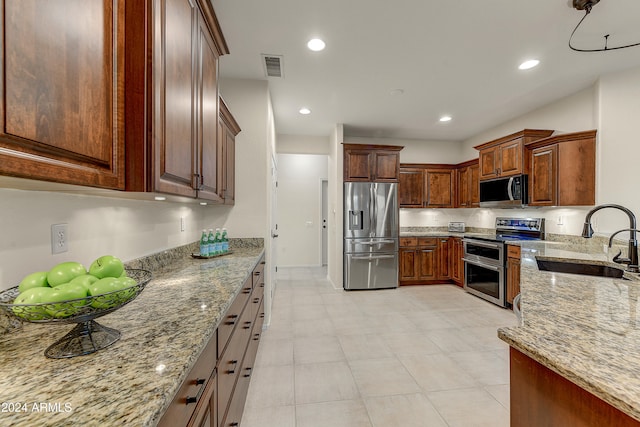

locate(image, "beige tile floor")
(241, 267), (517, 427)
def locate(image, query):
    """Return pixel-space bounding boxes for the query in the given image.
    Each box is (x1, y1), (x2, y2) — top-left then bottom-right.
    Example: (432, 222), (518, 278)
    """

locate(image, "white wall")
(218, 79), (271, 239)
(460, 86), (597, 159)
(594, 67), (640, 235)
(0, 188), (224, 290)
(219, 77), (276, 325)
(345, 136), (464, 164)
(276, 154), (328, 266)
(328, 125), (344, 288)
(278, 134), (330, 154)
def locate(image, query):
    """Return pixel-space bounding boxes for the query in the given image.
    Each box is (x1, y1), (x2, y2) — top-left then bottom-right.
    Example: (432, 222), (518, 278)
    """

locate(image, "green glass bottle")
(199, 230), (208, 257)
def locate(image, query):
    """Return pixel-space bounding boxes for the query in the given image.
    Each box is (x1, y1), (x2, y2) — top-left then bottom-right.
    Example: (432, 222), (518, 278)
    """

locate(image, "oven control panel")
(495, 217), (544, 233)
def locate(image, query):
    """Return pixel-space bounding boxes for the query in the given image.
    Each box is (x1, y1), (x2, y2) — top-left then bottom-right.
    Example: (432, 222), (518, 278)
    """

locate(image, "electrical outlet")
(557, 216), (564, 225)
(180, 217), (185, 232)
(51, 223), (68, 254)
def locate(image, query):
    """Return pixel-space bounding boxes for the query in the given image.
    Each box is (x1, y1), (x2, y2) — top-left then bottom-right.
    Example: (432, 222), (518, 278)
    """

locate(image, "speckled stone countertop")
(498, 240), (640, 421)
(0, 239), (265, 427)
(399, 226), (490, 238)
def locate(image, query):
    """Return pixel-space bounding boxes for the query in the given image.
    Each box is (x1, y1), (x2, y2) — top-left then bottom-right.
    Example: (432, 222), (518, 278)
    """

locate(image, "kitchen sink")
(535, 258), (627, 279)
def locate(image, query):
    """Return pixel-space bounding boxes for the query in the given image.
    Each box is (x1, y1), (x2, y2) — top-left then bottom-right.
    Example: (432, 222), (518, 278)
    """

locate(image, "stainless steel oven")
(462, 217), (545, 308)
(463, 238), (506, 307)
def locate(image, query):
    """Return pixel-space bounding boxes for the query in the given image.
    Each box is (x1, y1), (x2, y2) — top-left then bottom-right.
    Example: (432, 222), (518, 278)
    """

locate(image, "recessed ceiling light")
(390, 89), (404, 96)
(307, 38), (326, 51)
(519, 59), (540, 70)
(154, 196), (166, 201)
(439, 116), (452, 122)
(299, 107), (311, 115)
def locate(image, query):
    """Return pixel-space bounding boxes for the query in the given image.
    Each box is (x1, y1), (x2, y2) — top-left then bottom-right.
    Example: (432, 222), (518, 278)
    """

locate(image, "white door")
(322, 179), (328, 266)
(270, 154), (278, 297)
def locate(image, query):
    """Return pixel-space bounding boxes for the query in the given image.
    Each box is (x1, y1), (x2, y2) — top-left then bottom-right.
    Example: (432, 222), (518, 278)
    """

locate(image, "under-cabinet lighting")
(154, 196), (166, 201)
(200, 202), (208, 206)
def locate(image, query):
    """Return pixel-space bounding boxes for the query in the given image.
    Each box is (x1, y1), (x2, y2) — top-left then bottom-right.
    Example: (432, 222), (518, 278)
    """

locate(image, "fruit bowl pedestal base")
(45, 320), (121, 359)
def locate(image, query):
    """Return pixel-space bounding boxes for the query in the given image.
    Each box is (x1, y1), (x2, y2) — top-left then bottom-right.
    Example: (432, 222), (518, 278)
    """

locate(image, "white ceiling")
(213, 0), (640, 141)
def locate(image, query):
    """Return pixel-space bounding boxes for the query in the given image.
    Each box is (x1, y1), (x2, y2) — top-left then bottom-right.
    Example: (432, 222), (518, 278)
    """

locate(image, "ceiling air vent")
(262, 54), (284, 78)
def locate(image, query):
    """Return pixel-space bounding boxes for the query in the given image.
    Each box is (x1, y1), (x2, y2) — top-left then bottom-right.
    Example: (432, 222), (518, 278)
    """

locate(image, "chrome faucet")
(582, 204), (639, 272)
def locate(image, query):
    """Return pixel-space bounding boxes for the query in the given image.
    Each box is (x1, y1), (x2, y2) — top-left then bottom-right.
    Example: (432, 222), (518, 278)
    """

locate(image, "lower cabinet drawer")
(217, 303), (253, 426)
(158, 331), (217, 427)
(217, 278), (252, 359)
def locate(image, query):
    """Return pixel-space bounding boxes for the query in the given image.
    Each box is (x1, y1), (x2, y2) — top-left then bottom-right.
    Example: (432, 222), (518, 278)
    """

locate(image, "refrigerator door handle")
(352, 254), (396, 260)
(370, 184), (376, 236)
(359, 239), (396, 245)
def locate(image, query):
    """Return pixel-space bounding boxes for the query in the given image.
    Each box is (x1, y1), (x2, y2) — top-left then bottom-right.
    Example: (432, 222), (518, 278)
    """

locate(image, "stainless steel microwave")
(479, 174), (528, 208)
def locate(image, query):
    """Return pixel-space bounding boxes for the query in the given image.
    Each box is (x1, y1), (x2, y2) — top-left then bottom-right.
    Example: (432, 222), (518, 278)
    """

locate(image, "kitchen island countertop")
(0, 242), (264, 427)
(498, 240), (640, 422)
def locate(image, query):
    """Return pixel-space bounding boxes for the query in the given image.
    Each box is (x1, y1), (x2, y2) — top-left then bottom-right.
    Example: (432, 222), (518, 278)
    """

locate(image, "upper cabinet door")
(479, 146), (499, 180)
(424, 169), (454, 208)
(373, 152), (399, 182)
(344, 149), (374, 181)
(0, 0), (125, 189)
(196, 14), (222, 202)
(154, 0), (198, 198)
(498, 140), (523, 177)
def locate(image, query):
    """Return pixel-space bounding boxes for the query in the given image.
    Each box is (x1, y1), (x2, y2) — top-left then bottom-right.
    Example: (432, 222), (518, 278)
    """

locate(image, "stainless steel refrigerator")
(343, 182), (399, 290)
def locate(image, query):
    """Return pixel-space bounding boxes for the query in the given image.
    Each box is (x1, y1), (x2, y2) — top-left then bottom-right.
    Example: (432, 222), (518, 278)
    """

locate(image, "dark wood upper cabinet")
(0, 0), (125, 189)
(425, 169), (455, 208)
(527, 130), (596, 207)
(219, 97), (241, 205)
(399, 168), (424, 207)
(456, 159), (480, 208)
(343, 144), (403, 182)
(125, 0), (230, 201)
(475, 129), (554, 180)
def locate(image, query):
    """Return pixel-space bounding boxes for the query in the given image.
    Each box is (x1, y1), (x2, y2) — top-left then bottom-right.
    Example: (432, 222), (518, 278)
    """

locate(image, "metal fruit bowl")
(0, 269), (152, 358)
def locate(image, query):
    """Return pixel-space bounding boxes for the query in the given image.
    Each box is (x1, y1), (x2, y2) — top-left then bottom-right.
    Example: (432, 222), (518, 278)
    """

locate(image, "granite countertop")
(498, 240), (640, 421)
(0, 241), (265, 427)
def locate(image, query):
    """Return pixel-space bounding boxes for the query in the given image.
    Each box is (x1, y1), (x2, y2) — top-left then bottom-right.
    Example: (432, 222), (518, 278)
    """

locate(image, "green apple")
(47, 262), (87, 287)
(42, 283), (88, 318)
(18, 271), (49, 293)
(88, 277), (126, 309)
(68, 274), (99, 291)
(89, 255), (124, 279)
(117, 276), (138, 302)
(12, 287), (56, 319)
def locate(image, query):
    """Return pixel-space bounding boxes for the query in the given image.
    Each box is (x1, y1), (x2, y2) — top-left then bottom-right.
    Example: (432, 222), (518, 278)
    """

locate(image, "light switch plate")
(51, 223), (68, 254)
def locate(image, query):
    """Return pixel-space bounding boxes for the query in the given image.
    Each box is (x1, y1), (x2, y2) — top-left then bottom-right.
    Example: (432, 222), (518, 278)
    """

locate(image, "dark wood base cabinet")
(510, 348), (640, 427)
(159, 256), (265, 427)
(399, 237), (454, 285)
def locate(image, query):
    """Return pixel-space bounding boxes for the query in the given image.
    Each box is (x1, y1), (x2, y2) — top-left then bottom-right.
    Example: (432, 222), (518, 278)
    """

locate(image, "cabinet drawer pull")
(242, 287), (251, 294)
(254, 271), (260, 276)
(253, 333), (260, 341)
(225, 314), (238, 325)
(243, 321), (252, 330)
(253, 297), (260, 303)
(243, 367), (253, 378)
(227, 360), (238, 374)
(185, 377), (207, 405)
(230, 423), (239, 427)
(259, 313), (265, 318)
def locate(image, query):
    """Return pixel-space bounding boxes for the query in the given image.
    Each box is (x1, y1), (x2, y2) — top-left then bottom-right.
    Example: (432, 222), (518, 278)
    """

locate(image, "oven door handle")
(462, 258), (503, 271)
(463, 239), (502, 250)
